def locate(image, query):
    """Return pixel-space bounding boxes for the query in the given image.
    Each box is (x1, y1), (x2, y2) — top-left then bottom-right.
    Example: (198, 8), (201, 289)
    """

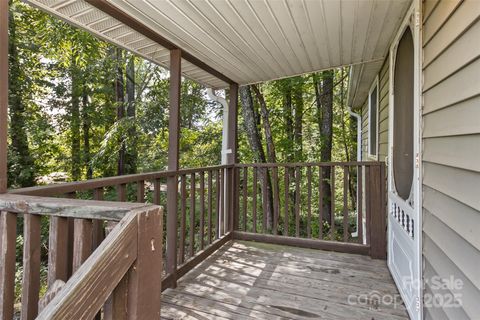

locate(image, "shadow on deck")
(162, 241), (409, 320)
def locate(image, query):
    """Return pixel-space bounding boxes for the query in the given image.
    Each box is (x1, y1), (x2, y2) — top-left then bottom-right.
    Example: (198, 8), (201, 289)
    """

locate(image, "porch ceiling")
(26, 0), (410, 89)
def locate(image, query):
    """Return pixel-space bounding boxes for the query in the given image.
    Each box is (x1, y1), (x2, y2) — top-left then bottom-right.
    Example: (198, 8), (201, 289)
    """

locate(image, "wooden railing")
(0, 194), (162, 320)
(10, 165), (230, 201)
(1, 161), (386, 319)
(233, 162), (386, 258)
(9, 164), (233, 289)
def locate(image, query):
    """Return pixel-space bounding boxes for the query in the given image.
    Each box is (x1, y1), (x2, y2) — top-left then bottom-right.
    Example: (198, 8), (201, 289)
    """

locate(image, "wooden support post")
(227, 83), (238, 232)
(166, 49), (181, 287)
(127, 207), (163, 319)
(0, 212), (16, 320)
(0, 0), (8, 193)
(369, 164), (387, 259)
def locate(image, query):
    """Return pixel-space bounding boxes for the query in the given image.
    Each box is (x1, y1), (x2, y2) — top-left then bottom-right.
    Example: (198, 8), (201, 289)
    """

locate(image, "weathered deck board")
(162, 241), (409, 320)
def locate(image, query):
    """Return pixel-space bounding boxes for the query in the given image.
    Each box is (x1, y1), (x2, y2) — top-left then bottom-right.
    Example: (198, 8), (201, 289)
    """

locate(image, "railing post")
(233, 166), (240, 231)
(166, 48), (181, 287)
(368, 164), (387, 259)
(127, 207), (163, 319)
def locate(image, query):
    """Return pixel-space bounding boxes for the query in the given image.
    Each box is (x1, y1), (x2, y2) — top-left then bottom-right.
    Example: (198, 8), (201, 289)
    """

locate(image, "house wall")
(421, 1), (480, 319)
(361, 57), (389, 161)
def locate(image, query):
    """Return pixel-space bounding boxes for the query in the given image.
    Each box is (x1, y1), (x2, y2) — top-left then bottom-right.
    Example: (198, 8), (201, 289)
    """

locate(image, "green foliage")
(8, 1), (224, 184)
(237, 71), (356, 165)
(8, 0), (360, 302)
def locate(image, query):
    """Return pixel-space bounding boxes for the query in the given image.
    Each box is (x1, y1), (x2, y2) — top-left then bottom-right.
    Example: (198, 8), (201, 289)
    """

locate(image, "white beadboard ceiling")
(26, 0), (410, 89)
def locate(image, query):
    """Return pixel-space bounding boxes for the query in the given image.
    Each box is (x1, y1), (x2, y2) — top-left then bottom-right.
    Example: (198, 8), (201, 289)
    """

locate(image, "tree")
(115, 48), (126, 176)
(82, 80), (92, 179)
(8, 2), (35, 187)
(251, 84), (276, 230)
(239, 86), (273, 229)
(315, 70), (334, 222)
(70, 54), (82, 181)
(125, 54), (137, 174)
(293, 79), (304, 161)
(338, 68), (357, 207)
(282, 80), (294, 162)
(251, 85), (275, 164)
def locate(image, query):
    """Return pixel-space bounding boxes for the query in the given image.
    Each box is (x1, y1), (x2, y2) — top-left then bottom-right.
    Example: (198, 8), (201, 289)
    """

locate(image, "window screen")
(393, 27), (414, 200)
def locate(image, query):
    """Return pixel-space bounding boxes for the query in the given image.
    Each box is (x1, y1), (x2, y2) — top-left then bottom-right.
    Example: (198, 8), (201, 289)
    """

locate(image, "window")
(368, 78), (379, 158)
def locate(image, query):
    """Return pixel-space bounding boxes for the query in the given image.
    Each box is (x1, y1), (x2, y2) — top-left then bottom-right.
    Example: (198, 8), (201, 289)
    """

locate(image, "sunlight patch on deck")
(161, 241), (409, 320)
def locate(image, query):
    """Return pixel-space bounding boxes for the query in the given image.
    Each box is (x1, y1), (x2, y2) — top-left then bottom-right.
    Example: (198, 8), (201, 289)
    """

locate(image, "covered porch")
(0, 0), (413, 319)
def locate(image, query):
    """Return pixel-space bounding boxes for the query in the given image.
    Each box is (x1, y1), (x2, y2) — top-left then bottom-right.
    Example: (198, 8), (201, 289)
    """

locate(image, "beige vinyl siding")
(422, 1), (480, 319)
(377, 59), (389, 161)
(361, 57), (389, 161)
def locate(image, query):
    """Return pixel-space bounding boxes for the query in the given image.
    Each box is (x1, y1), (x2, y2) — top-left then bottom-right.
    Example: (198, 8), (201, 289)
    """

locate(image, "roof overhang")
(25, 0), (410, 89)
(348, 59), (386, 110)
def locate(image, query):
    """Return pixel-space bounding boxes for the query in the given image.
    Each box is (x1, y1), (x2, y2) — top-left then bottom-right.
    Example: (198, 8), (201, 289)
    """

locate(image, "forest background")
(7, 1), (357, 191)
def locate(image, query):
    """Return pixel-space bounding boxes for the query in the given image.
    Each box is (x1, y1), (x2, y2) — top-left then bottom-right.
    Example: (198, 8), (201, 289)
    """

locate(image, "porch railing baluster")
(242, 167), (248, 232)
(343, 165), (349, 242)
(1, 161), (386, 318)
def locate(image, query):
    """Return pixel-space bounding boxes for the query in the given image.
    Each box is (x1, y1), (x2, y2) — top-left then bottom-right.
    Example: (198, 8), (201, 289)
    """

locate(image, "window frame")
(367, 76), (379, 159)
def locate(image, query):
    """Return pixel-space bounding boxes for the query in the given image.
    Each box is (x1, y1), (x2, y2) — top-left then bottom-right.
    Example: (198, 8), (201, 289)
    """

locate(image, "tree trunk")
(240, 86), (273, 229)
(338, 68), (357, 207)
(82, 84), (92, 180)
(115, 48), (126, 176)
(251, 84), (276, 231)
(70, 57), (82, 182)
(315, 71), (334, 224)
(251, 85), (276, 163)
(125, 54), (137, 174)
(282, 82), (295, 233)
(283, 84), (294, 163)
(293, 81), (303, 161)
(8, 9), (35, 187)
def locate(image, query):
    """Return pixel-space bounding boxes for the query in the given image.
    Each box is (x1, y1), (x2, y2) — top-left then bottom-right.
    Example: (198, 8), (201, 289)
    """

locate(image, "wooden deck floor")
(161, 241), (409, 320)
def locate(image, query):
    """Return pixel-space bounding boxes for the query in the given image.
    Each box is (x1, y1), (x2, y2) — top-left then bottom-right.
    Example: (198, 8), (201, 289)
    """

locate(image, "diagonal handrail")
(0, 195), (163, 320)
